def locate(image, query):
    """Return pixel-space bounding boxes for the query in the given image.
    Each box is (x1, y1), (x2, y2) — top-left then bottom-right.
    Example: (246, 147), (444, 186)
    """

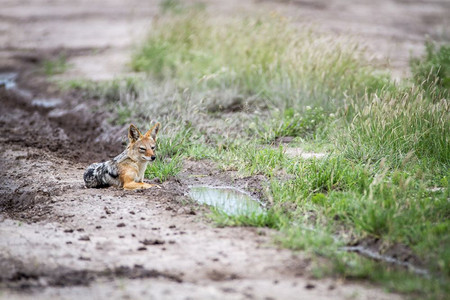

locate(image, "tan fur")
(118, 123), (160, 190)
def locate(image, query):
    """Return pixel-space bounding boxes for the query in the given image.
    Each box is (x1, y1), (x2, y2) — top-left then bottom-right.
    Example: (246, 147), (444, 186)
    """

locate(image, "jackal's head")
(127, 123), (160, 162)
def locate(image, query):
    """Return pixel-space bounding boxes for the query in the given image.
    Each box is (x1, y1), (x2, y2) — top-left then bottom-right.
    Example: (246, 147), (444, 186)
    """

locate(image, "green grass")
(145, 154), (183, 182)
(410, 41), (450, 99)
(42, 55), (70, 75)
(132, 10), (391, 110)
(217, 143), (286, 176)
(210, 208), (283, 228)
(251, 106), (329, 143)
(58, 77), (140, 103)
(339, 85), (449, 169)
(144, 126), (199, 181)
(65, 8), (450, 299)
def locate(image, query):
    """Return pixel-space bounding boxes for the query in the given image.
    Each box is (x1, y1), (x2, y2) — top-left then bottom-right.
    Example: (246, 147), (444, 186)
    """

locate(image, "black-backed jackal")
(84, 123), (160, 190)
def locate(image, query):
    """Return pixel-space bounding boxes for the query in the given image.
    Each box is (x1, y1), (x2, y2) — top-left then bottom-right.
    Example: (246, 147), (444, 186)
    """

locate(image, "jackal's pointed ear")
(145, 122), (161, 141)
(128, 124), (142, 142)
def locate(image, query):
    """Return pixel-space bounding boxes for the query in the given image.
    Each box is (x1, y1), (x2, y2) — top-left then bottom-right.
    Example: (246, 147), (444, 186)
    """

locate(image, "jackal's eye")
(151, 146), (156, 150)
(139, 147), (146, 152)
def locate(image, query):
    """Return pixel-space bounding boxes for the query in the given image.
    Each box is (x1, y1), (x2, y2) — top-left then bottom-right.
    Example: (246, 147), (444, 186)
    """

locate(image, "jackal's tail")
(83, 161), (119, 188)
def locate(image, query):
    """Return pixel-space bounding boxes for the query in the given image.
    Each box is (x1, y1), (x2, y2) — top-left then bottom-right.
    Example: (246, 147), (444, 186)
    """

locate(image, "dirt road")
(1, 0), (448, 80)
(1, 0), (447, 299)
(0, 75), (400, 299)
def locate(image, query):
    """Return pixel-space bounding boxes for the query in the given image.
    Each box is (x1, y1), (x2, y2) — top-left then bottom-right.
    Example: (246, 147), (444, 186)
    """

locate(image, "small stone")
(305, 283), (315, 289)
(79, 235), (90, 241)
(140, 239), (165, 245)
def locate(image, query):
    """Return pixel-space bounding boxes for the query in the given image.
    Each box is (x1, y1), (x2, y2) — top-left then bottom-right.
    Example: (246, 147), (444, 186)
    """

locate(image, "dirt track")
(0, 79), (400, 299)
(1, 0), (449, 80)
(1, 0), (448, 299)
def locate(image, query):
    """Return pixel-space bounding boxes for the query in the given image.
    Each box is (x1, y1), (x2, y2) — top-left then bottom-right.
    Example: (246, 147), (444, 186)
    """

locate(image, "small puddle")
(189, 186), (265, 216)
(0, 72), (18, 90)
(32, 98), (63, 108)
(1, 72), (62, 109)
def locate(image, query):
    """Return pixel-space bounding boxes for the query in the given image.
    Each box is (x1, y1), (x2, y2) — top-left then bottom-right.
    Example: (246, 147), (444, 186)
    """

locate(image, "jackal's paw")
(123, 182), (158, 190)
(142, 183), (156, 189)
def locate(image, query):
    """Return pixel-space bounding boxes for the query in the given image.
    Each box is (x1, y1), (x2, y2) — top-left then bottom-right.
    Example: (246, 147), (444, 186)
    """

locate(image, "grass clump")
(340, 86), (449, 169)
(252, 106), (328, 143)
(42, 55), (70, 75)
(211, 208), (283, 228)
(223, 144), (286, 176)
(144, 125), (198, 181)
(145, 154), (183, 182)
(410, 41), (450, 99)
(59, 78), (140, 103)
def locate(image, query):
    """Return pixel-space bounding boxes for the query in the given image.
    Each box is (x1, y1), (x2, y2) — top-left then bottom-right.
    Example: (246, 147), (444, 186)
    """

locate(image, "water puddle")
(32, 98), (63, 108)
(189, 186), (265, 216)
(1, 72), (62, 109)
(0, 72), (18, 89)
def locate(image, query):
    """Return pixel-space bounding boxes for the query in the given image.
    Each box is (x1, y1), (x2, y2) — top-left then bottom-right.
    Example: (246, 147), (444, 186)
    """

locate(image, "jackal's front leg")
(121, 174), (155, 190)
(123, 182), (155, 190)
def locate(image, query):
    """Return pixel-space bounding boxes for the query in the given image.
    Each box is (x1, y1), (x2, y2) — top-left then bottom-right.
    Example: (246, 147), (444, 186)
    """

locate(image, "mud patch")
(206, 269), (240, 282)
(0, 191), (52, 219)
(1, 257), (182, 291)
(0, 71), (127, 218)
(343, 237), (428, 276)
(0, 72), (123, 164)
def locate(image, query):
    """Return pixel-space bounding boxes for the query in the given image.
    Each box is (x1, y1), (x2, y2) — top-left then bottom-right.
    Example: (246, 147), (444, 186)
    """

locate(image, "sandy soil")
(1, 0), (448, 299)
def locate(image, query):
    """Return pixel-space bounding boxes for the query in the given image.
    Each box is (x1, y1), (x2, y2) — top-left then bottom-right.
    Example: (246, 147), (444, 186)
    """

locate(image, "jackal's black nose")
(151, 156), (156, 161)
